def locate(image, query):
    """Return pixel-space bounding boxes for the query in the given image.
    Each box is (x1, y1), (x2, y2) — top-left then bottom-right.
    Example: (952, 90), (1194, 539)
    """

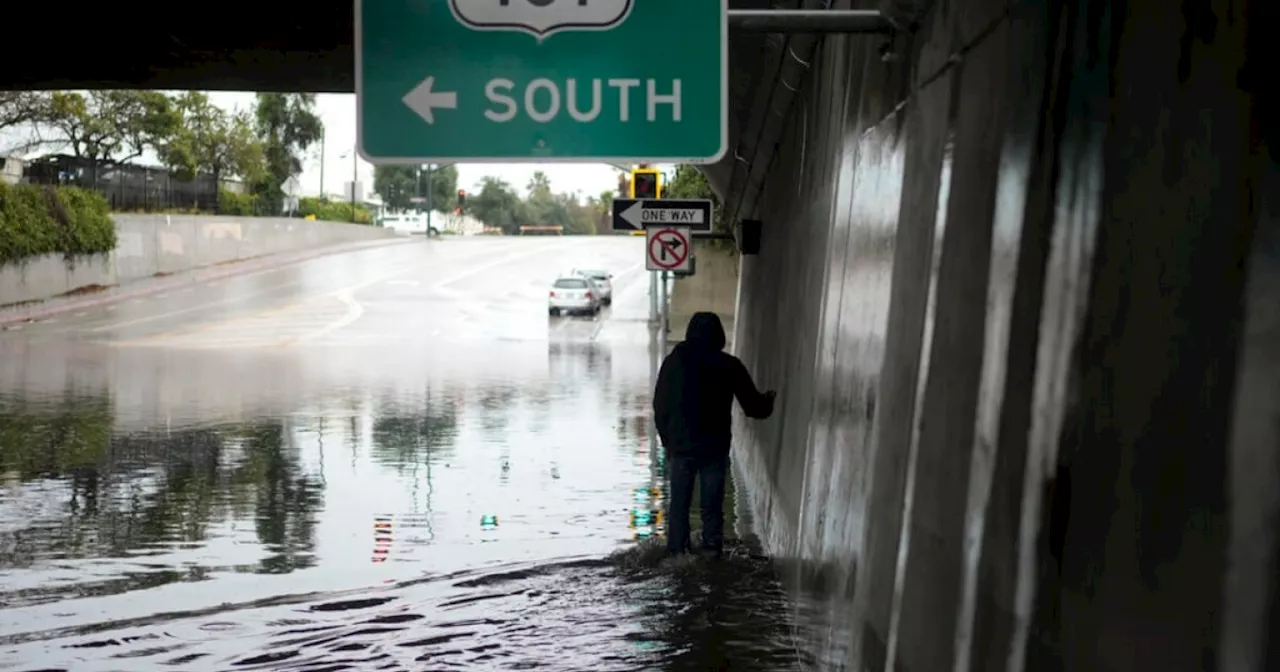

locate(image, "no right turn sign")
(646, 226), (692, 272)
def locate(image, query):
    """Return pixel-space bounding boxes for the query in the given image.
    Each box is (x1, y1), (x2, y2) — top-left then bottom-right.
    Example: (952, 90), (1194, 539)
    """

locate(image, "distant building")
(0, 155), (25, 184)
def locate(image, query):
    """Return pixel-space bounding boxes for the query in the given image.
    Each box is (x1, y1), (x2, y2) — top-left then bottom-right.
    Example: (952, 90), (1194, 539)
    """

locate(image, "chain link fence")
(21, 155), (247, 214)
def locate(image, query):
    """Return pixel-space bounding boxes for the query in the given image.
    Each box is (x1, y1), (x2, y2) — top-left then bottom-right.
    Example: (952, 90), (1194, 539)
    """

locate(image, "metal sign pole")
(649, 269), (658, 325)
(659, 270), (670, 352)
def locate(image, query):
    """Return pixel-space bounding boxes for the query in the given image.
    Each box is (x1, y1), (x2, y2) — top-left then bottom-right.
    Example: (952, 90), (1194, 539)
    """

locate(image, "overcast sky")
(3, 92), (676, 200)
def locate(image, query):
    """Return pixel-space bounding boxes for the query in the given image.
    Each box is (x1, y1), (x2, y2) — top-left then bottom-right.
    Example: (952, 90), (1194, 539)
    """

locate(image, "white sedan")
(548, 275), (602, 316)
(573, 269), (613, 305)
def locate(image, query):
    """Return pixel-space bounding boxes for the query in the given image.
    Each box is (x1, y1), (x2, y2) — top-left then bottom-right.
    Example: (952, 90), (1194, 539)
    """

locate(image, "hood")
(684, 311), (727, 351)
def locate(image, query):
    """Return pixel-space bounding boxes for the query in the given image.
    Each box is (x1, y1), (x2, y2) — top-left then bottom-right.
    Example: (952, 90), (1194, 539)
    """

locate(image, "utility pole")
(350, 148), (358, 222)
(425, 164), (434, 235)
(319, 129), (326, 199)
(649, 272), (658, 324)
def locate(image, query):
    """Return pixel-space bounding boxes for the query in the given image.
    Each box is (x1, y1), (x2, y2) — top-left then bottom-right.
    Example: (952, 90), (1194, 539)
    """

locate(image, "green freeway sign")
(356, 0), (727, 164)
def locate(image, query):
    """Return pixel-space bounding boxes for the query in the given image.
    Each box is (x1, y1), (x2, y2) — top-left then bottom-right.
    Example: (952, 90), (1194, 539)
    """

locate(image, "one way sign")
(612, 198), (714, 232)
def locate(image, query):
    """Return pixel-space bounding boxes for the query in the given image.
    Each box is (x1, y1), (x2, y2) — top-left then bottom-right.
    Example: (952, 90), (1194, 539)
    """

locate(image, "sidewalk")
(0, 237), (412, 327)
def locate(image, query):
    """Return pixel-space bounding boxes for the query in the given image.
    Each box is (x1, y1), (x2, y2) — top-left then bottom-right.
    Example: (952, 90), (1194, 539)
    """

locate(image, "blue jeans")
(665, 452), (729, 554)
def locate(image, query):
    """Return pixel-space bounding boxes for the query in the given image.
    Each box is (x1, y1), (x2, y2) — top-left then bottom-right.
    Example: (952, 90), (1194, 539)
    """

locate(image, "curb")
(0, 237), (413, 328)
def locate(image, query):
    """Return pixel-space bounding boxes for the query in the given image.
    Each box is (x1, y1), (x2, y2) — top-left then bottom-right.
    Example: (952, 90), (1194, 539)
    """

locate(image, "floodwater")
(0, 238), (803, 671)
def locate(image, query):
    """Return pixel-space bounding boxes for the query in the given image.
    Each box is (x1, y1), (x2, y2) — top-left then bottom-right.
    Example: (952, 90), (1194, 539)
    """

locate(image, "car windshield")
(554, 278), (588, 289)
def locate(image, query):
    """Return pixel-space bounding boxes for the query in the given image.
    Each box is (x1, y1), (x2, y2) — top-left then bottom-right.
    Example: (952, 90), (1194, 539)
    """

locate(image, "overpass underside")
(718, 1), (1276, 671)
(6, 0), (1277, 669)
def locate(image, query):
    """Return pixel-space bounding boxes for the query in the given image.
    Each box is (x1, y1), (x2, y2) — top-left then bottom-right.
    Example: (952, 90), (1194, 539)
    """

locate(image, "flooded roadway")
(0, 237), (801, 671)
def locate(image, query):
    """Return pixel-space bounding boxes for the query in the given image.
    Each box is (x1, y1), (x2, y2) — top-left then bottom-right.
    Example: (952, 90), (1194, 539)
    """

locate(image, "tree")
(583, 190), (614, 234)
(664, 164), (716, 201)
(464, 173), (613, 235)
(524, 171), (575, 232)
(426, 164), (459, 210)
(253, 93), (323, 207)
(160, 92), (264, 190)
(526, 171), (552, 198)
(373, 165), (417, 211)
(374, 164), (458, 211)
(559, 192), (599, 235)
(43, 90), (179, 165)
(596, 190), (615, 213)
(0, 92), (44, 130)
(0, 93), (52, 153)
(468, 176), (526, 234)
(664, 164), (724, 230)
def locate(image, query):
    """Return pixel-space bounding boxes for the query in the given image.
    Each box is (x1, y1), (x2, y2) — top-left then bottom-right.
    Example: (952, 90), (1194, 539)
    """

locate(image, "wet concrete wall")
(668, 240), (740, 344)
(723, 0), (1271, 670)
(0, 215), (394, 306)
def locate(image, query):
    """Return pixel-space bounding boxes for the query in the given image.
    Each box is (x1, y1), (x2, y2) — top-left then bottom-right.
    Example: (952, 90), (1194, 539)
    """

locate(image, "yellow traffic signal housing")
(629, 168), (662, 199)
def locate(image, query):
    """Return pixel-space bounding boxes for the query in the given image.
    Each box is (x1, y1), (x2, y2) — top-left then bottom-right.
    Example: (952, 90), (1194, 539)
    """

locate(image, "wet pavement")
(0, 237), (802, 671)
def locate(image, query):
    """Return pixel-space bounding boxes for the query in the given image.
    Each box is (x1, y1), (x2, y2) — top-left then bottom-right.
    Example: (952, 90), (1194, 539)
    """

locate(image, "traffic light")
(630, 168), (661, 199)
(456, 189), (466, 215)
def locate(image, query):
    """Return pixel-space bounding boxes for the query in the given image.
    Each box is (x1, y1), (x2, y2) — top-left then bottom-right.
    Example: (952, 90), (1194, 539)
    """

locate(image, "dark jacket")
(652, 312), (774, 457)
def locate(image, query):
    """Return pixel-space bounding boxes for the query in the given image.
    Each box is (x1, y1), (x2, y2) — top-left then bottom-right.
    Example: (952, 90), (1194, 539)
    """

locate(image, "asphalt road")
(2, 236), (651, 347)
(0, 236), (799, 671)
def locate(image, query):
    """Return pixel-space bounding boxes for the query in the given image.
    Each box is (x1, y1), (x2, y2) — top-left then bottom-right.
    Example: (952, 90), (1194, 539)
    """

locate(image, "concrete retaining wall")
(667, 240), (739, 344)
(724, 0), (1267, 670)
(1, 214), (394, 306)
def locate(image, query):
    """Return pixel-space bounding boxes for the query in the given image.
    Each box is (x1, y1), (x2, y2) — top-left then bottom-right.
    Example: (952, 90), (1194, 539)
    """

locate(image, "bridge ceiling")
(4, 0), (786, 206)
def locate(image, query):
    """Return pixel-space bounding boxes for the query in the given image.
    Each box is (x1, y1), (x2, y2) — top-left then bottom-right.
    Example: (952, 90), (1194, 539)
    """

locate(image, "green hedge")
(216, 189), (373, 224)
(0, 183), (116, 266)
(298, 197), (373, 225)
(218, 189), (262, 216)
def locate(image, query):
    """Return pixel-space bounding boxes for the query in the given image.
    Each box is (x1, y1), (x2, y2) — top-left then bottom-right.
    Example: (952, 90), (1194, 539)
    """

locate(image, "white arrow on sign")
(402, 76), (458, 125)
(619, 201), (646, 228)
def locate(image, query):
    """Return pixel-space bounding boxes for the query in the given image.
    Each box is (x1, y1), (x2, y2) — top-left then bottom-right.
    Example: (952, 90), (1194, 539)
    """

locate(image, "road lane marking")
(90, 259), (424, 333)
(107, 239), (572, 345)
(425, 242), (564, 293)
(88, 244), (451, 333)
(134, 243), (558, 346)
(109, 294), (349, 346)
(94, 240), (563, 334)
(279, 290), (365, 348)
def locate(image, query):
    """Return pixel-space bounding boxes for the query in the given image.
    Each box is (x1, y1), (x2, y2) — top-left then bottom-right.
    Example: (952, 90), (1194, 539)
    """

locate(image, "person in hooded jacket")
(652, 311), (776, 558)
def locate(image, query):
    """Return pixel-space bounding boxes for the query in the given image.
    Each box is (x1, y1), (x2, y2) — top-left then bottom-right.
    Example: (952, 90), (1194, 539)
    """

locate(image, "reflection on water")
(0, 340), (801, 670)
